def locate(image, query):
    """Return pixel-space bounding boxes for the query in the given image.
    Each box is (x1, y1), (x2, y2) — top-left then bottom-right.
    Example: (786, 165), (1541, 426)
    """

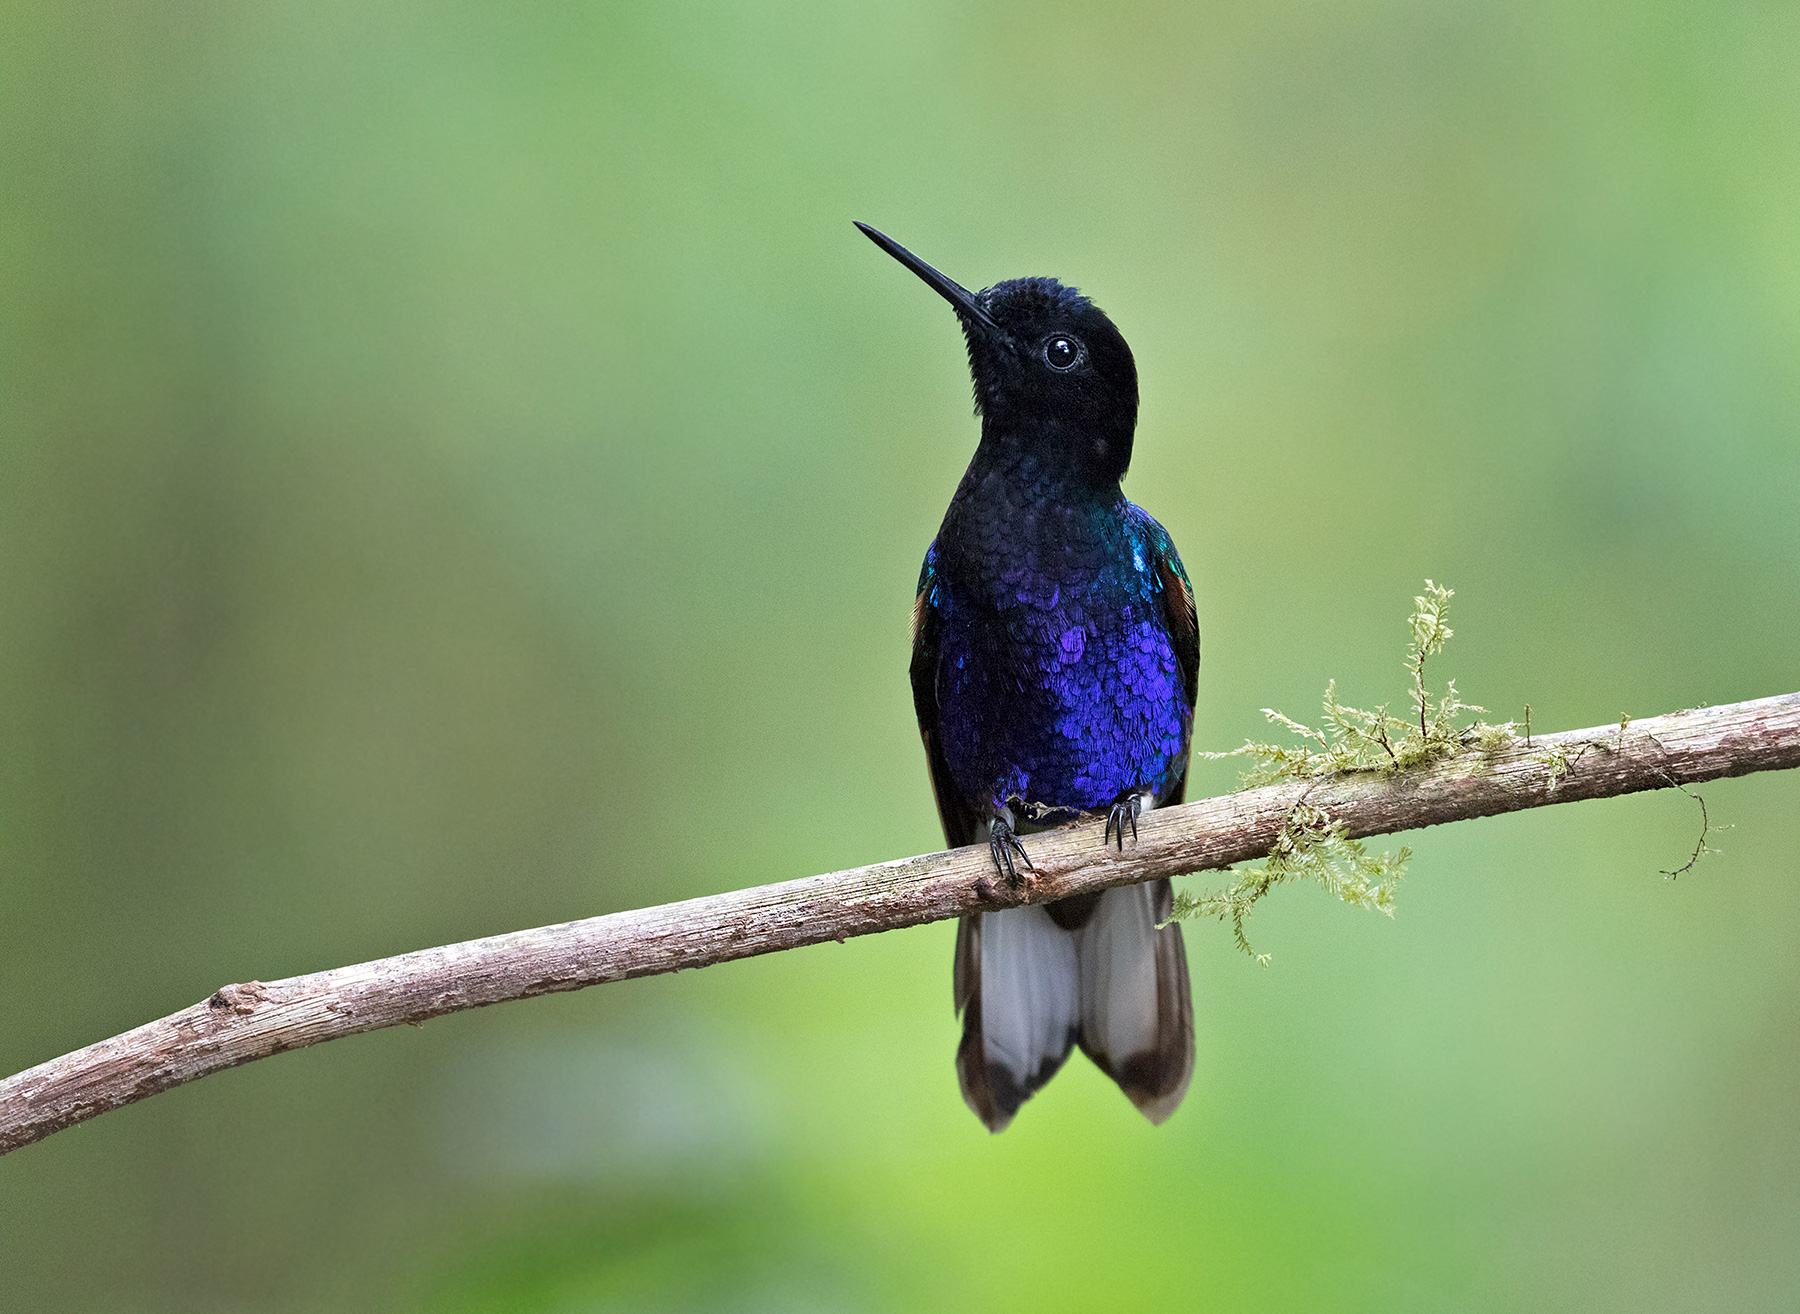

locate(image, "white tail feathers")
(977, 904), (1081, 1088)
(1078, 882), (1164, 1072)
(955, 879), (1194, 1131)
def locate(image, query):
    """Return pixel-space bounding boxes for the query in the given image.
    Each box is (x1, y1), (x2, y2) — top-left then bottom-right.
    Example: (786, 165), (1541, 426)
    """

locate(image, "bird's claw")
(988, 819), (1035, 888)
(1104, 794), (1142, 852)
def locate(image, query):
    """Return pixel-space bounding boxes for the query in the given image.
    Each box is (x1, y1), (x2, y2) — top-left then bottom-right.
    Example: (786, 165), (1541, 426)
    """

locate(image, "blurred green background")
(4, 1), (1799, 1309)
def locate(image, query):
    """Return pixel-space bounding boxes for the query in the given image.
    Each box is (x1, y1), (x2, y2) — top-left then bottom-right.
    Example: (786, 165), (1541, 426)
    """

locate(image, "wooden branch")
(4, 692), (1798, 1156)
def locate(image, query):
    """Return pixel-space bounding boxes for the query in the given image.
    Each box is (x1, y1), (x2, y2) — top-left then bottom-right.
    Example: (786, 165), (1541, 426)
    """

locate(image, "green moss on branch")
(1173, 582), (1505, 958)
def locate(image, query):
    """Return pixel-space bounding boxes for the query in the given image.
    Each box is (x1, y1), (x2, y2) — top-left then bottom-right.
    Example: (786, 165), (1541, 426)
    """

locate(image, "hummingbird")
(857, 222), (1198, 1132)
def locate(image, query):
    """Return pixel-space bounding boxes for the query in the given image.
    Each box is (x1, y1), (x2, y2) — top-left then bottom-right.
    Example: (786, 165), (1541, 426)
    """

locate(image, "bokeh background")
(5, 1), (1800, 1309)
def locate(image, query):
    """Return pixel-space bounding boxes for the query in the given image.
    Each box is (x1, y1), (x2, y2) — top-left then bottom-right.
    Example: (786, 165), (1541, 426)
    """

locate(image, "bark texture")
(3, 691), (1797, 1156)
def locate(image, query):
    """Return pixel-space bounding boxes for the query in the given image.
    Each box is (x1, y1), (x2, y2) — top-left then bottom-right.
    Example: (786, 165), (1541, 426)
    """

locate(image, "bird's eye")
(1044, 335), (1081, 371)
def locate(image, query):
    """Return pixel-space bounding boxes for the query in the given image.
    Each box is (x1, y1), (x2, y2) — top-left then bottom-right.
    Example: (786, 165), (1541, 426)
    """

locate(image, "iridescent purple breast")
(925, 503), (1190, 819)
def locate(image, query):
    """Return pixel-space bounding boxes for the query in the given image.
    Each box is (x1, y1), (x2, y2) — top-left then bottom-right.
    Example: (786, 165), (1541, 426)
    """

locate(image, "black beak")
(854, 222), (1001, 334)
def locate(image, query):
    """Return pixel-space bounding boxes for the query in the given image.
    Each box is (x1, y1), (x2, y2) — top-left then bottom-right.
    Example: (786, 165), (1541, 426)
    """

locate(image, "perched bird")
(857, 222), (1198, 1132)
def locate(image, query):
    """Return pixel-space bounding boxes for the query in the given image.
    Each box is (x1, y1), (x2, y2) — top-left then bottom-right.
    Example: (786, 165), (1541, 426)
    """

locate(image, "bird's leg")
(987, 815), (1035, 888)
(1104, 792), (1143, 852)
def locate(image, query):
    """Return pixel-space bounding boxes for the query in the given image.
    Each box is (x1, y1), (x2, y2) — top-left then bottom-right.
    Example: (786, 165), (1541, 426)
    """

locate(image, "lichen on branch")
(1171, 582), (1513, 958)
(1206, 582), (1513, 787)
(1168, 802), (1408, 964)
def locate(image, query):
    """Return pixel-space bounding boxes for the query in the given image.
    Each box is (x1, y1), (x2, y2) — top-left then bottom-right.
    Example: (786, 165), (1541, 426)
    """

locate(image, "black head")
(856, 222), (1139, 488)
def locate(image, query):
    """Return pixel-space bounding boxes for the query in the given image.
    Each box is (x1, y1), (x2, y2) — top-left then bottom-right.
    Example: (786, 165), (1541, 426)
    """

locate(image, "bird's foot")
(1103, 793), (1143, 852)
(988, 817), (1035, 889)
